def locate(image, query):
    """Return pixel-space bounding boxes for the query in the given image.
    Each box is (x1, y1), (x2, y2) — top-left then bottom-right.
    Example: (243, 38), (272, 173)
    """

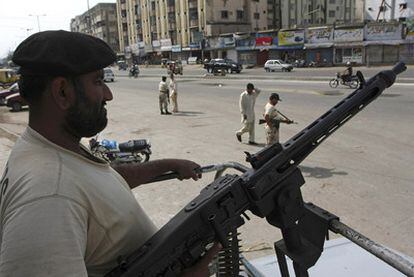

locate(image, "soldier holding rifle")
(262, 93), (294, 145)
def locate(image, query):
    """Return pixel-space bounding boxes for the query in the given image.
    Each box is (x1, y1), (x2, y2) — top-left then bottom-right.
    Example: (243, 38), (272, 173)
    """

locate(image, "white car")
(103, 68), (115, 82)
(264, 59), (294, 72)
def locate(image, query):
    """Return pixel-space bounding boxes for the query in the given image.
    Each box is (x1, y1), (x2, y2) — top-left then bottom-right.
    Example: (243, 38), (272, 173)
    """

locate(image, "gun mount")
(106, 62), (412, 277)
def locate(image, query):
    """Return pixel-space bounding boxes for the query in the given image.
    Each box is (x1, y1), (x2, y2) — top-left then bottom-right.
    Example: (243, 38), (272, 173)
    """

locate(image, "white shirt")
(0, 127), (157, 277)
(239, 89), (261, 123)
(159, 81), (168, 93)
(169, 79), (177, 95)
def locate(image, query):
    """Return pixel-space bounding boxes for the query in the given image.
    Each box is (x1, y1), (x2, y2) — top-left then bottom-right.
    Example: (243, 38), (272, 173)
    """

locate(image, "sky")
(0, 0), (116, 59)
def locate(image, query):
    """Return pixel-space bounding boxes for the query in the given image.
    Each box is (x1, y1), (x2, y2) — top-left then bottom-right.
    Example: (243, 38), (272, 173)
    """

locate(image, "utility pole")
(29, 14), (46, 32)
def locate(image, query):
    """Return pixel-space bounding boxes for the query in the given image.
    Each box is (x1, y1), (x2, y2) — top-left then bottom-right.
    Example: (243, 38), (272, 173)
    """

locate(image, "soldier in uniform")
(158, 76), (171, 114)
(263, 93), (293, 145)
(236, 83), (261, 145)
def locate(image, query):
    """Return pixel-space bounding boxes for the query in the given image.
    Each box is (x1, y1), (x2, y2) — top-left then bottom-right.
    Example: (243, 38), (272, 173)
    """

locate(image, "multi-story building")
(267, 0), (362, 29)
(70, 3), (119, 52)
(116, 0), (268, 62)
(365, 0), (414, 22)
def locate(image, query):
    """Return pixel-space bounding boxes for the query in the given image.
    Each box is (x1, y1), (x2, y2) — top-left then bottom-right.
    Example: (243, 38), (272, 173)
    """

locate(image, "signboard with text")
(278, 30), (304, 46)
(334, 28), (363, 42)
(306, 27), (333, 43)
(365, 24), (402, 41)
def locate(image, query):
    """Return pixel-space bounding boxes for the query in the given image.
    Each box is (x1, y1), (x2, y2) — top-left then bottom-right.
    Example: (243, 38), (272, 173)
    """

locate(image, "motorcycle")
(129, 66), (139, 78)
(88, 137), (151, 164)
(329, 73), (360, 89)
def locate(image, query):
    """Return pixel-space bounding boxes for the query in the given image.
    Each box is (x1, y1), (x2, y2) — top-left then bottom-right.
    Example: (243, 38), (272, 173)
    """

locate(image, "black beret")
(12, 30), (116, 76)
(270, 93), (282, 101)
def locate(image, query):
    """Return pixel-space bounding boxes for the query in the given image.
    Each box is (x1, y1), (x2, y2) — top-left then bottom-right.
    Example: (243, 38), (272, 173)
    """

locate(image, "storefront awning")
(363, 40), (405, 46)
(334, 42), (364, 48)
(304, 42), (333, 49)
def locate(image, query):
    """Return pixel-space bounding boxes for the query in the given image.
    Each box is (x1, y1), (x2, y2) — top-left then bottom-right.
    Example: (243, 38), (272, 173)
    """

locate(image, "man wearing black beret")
(0, 30), (219, 276)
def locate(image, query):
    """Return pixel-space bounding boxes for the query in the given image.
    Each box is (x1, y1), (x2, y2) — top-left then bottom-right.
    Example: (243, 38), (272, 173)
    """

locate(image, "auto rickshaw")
(167, 60), (183, 75)
(0, 69), (19, 88)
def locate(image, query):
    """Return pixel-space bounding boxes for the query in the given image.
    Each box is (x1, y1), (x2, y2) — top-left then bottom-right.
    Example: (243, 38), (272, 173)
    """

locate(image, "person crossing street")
(236, 83), (261, 145)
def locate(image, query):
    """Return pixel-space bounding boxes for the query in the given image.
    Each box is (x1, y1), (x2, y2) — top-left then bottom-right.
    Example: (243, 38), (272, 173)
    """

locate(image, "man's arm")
(112, 159), (201, 189)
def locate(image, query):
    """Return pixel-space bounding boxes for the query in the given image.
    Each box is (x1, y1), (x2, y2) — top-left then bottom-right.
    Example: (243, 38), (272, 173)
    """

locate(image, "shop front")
(276, 29), (305, 63)
(333, 26), (364, 65)
(364, 23), (403, 65)
(305, 26), (334, 65)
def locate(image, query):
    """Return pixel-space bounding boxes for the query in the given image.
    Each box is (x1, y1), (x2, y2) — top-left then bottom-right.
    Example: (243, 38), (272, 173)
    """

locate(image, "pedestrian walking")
(159, 76), (171, 114)
(236, 83), (261, 145)
(169, 73), (178, 113)
(263, 93), (293, 145)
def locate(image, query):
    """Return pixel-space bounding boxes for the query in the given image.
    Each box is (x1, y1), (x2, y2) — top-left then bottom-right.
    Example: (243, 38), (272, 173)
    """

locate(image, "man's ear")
(49, 77), (75, 110)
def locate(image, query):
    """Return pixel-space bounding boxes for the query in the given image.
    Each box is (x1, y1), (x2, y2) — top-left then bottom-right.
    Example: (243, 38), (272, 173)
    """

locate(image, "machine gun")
(106, 63), (410, 277)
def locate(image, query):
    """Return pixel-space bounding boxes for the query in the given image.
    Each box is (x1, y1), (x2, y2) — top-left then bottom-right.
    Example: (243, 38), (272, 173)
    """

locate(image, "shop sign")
(365, 24), (402, 41)
(255, 37), (273, 46)
(189, 42), (200, 49)
(152, 40), (160, 48)
(171, 45), (181, 52)
(236, 37), (255, 47)
(218, 37), (235, 48)
(278, 30), (304, 46)
(137, 41), (145, 49)
(160, 38), (172, 51)
(306, 27), (333, 43)
(334, 28), (363, 42)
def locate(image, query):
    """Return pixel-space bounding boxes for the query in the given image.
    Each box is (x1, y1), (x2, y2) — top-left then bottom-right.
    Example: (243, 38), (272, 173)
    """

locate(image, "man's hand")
(173, 159), (202, 181)
(182, 243), (222, 277)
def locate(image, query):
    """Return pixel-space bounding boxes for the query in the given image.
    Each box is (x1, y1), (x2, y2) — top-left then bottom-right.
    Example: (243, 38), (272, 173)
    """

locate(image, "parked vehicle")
(293, 59), (306, 68)
(0, 69), (19, 88)
(5, 92), (28, 112)
(329, 73), (360, 89)
(103, 68), (115, 82)
(264, 59), (294, 72)
(167, 60), (183, 75)
(0, 82), (19, 105)
(89, 137), (152, 164)
(204, 58), (242, 74)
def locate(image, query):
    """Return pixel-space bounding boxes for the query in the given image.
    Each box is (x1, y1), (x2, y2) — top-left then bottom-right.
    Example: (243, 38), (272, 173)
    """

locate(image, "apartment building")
(116, 0), (268, 60)
(365, 0), (414, 21)
(267, 0), (362, 29)
(70, 3), (119, 52)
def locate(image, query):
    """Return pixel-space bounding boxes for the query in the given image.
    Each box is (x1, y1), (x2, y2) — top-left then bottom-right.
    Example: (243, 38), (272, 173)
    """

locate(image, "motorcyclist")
(130, 63), (139, 77)
(340, 61), (353, 82)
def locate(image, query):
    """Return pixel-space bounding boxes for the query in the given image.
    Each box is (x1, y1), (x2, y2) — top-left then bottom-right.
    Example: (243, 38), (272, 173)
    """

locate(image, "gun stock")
(105, 62), (406, 277)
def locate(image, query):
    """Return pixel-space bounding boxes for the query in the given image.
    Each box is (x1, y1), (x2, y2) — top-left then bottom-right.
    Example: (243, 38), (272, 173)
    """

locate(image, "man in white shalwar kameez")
(236, 83), (261, 144)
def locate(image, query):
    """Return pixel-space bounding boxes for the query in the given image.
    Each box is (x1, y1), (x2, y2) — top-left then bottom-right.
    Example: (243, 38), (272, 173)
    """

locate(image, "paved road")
(119, 63), (414, 83)
(0, 73), (413, 262)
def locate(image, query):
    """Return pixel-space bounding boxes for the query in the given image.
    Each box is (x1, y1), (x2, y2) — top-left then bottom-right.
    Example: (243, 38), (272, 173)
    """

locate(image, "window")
(237, 10), (244, 19)
(221, 10), (228, 19)
(329, 10), (335, 17)
(329, 0), (335, 3)
(254, 12), (260, 19)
